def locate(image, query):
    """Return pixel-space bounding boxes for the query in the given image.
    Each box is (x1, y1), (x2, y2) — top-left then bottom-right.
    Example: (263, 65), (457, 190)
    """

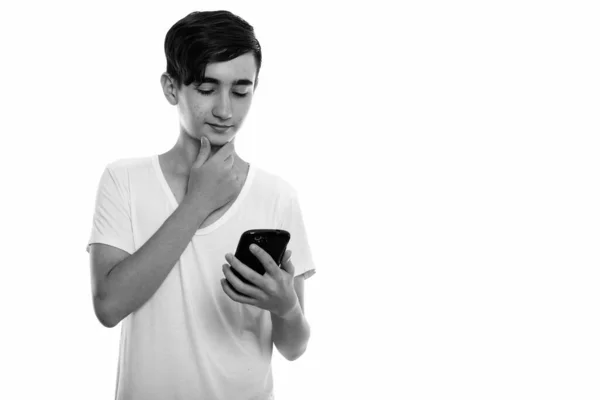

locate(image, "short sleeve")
(86, 165), (135, 255)
(280, 187), (316, 280)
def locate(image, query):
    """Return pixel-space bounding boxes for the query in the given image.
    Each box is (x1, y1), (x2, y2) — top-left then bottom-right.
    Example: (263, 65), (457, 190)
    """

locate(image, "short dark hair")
(164, 10), (262, 90)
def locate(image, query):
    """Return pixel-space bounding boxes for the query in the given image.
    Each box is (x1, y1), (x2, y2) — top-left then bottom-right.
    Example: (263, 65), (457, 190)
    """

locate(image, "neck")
(166, 131), (243, 176)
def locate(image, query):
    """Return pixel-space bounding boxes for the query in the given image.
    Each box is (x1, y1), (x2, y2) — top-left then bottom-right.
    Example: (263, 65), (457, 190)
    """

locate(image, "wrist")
(179, 196), (212, 226)
(276, 298), (301, 320)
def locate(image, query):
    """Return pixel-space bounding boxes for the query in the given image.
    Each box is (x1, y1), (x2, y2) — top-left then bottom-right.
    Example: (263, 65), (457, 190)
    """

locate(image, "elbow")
(94, 298), (119, 328)
(98, 314), (118, 329)
(285, 345), (308, 362)
(281, 324), (311, 361)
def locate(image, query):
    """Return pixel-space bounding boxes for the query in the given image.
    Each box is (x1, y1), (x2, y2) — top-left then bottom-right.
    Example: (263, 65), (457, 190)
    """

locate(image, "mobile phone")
(229, 229), (291, 286)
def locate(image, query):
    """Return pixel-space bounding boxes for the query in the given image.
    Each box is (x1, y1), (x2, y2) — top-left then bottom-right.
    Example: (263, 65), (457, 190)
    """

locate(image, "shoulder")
(95, 156), (155, 196)
(103, 155), (154, 179)
(251, 164), (298, 200)
(106, 155), (152, 171)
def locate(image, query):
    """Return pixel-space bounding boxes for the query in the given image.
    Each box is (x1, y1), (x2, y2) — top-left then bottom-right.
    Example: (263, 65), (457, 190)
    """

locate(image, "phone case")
(230, 229), (291, 286)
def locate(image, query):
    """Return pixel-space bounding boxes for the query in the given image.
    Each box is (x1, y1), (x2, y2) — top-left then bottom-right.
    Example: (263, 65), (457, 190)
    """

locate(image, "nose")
(212, 93), (233, 120)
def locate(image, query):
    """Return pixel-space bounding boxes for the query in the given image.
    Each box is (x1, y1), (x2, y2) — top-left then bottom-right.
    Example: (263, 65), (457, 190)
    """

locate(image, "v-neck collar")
(152, 154), (255, 235)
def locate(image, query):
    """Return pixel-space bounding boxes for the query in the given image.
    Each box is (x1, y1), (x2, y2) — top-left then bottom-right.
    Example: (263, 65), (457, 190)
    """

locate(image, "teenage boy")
(86, 10), (316, 400)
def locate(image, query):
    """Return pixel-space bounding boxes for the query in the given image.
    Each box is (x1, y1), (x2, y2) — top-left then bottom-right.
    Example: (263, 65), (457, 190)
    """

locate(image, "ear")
(160, 73), (179, 105)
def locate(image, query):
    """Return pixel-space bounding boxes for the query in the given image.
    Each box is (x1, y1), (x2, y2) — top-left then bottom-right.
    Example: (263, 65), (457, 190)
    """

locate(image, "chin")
(207, 134), (236, 145)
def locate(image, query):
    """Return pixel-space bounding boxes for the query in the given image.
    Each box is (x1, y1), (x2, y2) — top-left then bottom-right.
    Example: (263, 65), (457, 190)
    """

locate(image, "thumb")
(194, 136), (211, 166)
(281, 249), (294, 275)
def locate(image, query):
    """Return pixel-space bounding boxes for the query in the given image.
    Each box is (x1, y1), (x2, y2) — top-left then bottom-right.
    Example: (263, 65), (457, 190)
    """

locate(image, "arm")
(271, 276), (311, 361)
(220, 246), (312, 360)
(97, 197), (211, 327)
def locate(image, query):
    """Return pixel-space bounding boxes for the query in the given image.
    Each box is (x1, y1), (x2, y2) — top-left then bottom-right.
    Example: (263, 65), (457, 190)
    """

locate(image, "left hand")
(221, 244), (299, 318)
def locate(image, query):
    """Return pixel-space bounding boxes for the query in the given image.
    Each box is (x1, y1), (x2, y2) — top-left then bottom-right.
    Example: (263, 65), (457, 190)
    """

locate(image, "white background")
(0, 0), (599, 399)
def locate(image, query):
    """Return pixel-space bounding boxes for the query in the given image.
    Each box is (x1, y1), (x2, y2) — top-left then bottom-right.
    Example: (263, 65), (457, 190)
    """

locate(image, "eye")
(233, 92), (248, 98)
(197, 89), (214, 95)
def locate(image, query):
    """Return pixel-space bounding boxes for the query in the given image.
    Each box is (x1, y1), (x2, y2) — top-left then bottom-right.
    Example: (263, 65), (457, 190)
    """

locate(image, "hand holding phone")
(222, 229), (300, 317)
(230, 229), (290, 286)
(232, 229), (291, 284)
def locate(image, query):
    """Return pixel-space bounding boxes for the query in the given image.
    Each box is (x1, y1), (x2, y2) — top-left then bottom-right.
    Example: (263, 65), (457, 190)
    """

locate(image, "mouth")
(208, 123), (233, 130)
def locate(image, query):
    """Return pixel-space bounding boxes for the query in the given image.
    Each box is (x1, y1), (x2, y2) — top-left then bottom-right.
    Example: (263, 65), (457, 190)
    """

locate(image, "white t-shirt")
(86, 154), (316, 400)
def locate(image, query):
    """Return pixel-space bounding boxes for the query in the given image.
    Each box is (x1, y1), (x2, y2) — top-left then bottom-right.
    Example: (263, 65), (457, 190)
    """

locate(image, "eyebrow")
(199, 77), (254, 86)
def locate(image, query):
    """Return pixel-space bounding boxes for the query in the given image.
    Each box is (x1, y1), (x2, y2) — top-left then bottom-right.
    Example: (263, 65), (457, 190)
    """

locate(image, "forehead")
(203, 52), (257, 82)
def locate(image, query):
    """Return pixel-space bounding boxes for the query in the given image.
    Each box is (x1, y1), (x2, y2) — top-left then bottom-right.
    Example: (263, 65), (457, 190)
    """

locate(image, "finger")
(225, 253), (265, 287)
(215, 140), (236, 161)
(221, 278), (258, 306)
(284, 249), (293, 263)
(222, 263), (265, 299)
(194, 136), (212, 166)
(249, 244), (280, 276)
(280, 249), (295, 276)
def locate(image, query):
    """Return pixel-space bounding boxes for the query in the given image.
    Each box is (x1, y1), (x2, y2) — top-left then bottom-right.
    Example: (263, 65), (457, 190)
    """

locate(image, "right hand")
(185, 136), (241, 213)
